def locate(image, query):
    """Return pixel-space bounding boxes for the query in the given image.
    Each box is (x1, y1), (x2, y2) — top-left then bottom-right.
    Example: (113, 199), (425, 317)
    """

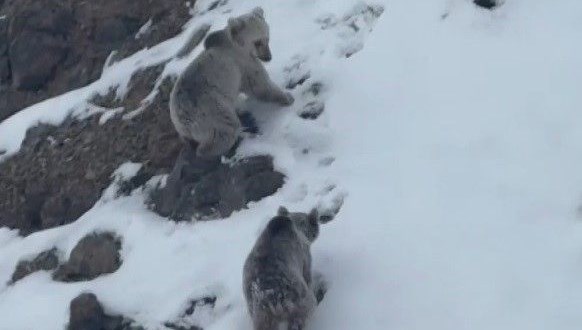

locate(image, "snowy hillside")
(2, 0), (582, 329)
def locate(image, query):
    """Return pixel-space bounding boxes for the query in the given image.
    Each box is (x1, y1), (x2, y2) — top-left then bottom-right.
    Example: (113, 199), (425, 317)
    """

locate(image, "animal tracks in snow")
(316, 2), (384, 58)
(274, 2), (382, 217)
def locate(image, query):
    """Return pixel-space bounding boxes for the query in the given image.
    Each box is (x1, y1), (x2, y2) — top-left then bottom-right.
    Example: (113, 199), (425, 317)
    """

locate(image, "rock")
(8, 0), (74, 37)
(7, 0), (73, 91)
(0, 88), (44, 122)
(9, 31), (69, 90)
(244, 171), (286, 202)
(474, 0), (498, 9)
(151, 146), (221, 220)
(68, 293), (106, 330)
(54, 232), (121, 282)
(150, 154), (285, 221)
(0, 18), (9, 84)
(0, 0), (192, 121)
(93, 17), (141, 47)
(0, 0), (194, 231)
(68, 293), (145, 330)
(10, 248), (59, 283)
(40, 193), (82, 229)
(0, 67), (181, 235)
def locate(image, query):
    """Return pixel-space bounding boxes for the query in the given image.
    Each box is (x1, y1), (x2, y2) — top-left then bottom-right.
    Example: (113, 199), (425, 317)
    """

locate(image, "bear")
(169, 7), (294, 159)
(243, 207), (324, 330)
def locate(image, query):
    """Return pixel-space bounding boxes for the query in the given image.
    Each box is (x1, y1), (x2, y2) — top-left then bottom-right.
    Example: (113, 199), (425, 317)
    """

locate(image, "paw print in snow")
(284, 55), (311, 90)
(316, 2), (385, 58)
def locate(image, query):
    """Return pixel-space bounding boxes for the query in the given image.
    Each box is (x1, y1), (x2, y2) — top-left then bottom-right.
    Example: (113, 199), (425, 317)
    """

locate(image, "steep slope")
(315, 1), (582, 329)
(1, 0), (582, 330)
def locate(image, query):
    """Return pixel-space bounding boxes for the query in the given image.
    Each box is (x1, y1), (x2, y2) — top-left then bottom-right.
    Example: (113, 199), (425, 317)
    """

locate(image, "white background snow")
(1, 0), (582, 329)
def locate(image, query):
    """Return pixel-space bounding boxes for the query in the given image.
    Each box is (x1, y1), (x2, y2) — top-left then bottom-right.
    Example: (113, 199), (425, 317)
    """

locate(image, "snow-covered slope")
(2, 0), (582, 329)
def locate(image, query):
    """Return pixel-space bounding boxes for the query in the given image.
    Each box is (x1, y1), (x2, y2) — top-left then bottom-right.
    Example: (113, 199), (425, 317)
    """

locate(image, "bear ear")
(228, 17), (245, 34)
(252, 7), (265, 18)
(308, 208), (319, 224)
(277, 206), (289, 216)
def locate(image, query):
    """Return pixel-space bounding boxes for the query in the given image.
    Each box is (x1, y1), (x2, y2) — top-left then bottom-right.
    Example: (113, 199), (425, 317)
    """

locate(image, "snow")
(2, 0), (582, 329)
(135, 19), (154, 40)
(314, 1), (582, 329)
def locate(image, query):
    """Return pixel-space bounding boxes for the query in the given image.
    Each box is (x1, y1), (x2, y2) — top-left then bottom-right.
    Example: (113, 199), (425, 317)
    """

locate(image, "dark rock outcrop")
(0, 17), (10, 85)
(474, 0), (499, 9)
(0, 70), (182, 235)
(150, 153), (285, 221)
(68, 293), (144, 330)
(7, 0), (73, 90)
(9, 248), (59, 284)
(54, 232), (121, 282)
(68, 293), (107, 330)
(0, 0), (192, 121)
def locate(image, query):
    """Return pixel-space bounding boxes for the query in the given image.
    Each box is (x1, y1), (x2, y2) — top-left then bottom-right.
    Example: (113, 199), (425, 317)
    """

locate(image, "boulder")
(68, 293), (106, 330)
(54, 232), (121, 282)
(68, 293), (144, 330)
(150, 153), (285, 221)
(10, 248), (59, 283)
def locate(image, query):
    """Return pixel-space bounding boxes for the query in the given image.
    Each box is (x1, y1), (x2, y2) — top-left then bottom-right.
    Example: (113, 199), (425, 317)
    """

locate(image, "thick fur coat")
(243, 207), (320, 330)
(170, 8), (294, 158)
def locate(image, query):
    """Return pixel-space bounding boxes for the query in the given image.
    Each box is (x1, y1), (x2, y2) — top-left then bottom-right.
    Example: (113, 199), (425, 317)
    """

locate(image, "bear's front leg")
(245, 65), (295, 106)
(268, 85), (294, 106)
(310, 271), (327, 304)
(255, 81), (294, 106)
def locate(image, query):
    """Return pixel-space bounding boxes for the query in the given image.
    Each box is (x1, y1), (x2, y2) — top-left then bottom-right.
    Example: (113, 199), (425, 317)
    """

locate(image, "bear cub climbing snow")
(243, 207), (325, 330)
(170, 7), (294, 158)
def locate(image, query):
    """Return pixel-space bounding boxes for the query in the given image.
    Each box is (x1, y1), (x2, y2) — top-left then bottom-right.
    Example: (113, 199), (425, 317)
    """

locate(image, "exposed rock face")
(0, 0), (192, 121)
(7, 0), (73, 90)
(54, 232), (122, 282)
(9, 248), (59, 284)
(0, 17), (10, 85)
(68, 293), (144, 330)
(0, 70), (182, 235)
